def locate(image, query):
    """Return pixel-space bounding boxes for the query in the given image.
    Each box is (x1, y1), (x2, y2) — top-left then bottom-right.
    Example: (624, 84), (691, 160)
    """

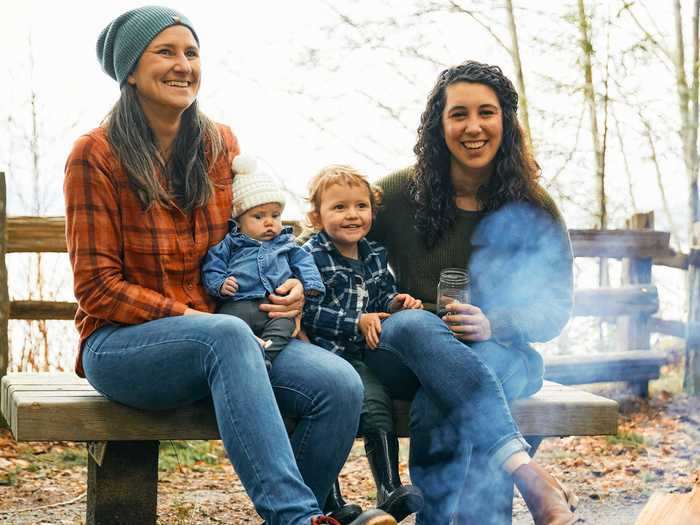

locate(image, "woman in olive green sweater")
(366, 61), (577, 525)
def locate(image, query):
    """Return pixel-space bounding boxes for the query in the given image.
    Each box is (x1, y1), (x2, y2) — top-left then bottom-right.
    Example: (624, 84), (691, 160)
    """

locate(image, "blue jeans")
(364, 309), (532, 525)
(82, 314), (364, 525)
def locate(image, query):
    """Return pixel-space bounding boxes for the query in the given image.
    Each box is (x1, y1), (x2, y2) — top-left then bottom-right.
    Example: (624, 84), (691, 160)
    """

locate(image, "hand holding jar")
(437, 268), (491, 342)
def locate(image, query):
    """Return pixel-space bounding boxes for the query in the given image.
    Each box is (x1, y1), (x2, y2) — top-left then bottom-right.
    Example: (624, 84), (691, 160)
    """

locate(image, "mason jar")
(436, 268), (470, 318)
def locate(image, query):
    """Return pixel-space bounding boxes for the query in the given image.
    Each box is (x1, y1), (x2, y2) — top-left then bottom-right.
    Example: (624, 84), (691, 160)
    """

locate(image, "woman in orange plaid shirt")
(63, 6), (394, 525)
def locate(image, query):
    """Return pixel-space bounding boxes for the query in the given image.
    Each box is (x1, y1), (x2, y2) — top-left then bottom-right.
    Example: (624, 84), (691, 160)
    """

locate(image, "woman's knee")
(275, 341), (364, 414)
(198, 314), (263, 364)
(205, 314), (255, 344)
(313, 351), (364, 414)
(326, 357), (364, 413)
(380, 309), (443, 351)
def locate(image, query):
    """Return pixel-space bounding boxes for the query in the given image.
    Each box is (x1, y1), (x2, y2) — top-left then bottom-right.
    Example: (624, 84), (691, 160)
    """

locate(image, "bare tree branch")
(447, 1), (513, 55)
(640, 112), (682, 251)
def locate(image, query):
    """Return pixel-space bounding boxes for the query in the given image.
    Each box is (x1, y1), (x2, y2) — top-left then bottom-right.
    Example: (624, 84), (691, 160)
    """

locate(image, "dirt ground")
(1, 379), (699, 525)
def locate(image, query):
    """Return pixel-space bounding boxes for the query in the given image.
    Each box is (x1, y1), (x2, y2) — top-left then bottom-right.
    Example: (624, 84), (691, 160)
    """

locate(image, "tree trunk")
(685, 223), (700, 395)
(504, 0), (533, 148)
(577, 0), (608, 296)
(674, 0), (700, 243)
(0, 173), (8, 380)
(577, 0), (606, 231)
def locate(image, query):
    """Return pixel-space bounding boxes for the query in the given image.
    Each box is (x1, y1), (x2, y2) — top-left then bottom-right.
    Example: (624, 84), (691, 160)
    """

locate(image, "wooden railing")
(1, 170), (698, 391)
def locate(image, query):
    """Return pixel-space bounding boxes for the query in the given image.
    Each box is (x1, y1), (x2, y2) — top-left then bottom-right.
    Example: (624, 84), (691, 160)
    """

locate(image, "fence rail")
(1, 171), (698, 392)
(3, 216), (679, 259)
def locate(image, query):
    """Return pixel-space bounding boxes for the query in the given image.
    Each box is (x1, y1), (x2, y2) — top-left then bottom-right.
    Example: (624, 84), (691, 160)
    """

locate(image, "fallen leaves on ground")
(1, 392), (699, 524)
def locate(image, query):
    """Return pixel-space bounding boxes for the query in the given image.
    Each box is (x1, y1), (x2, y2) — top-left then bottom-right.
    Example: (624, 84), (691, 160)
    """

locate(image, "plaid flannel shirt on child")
(301, 231), (397, 355)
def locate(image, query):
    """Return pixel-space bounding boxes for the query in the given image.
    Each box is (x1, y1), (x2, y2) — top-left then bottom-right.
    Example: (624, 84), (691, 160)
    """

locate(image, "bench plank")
(544, 350), (667, 385)
(2, 374), (618, 441)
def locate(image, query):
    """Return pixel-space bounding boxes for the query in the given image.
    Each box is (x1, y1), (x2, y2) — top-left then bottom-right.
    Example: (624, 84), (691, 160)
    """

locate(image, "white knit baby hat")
(231, 155), (286, 218)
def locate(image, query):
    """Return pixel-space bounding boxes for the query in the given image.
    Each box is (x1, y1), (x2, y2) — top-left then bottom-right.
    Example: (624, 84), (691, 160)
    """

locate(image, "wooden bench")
(1, 373), (618, 525)
(544, 350), (669, 394)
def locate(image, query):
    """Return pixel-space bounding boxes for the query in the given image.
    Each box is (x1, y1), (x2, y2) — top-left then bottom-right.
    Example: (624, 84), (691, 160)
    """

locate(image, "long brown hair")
(410, 60), (544, 248)
(104, 83), (223, 211)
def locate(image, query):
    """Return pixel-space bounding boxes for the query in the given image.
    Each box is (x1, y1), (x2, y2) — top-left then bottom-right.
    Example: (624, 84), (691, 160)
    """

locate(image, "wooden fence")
(1, 171), (699, 391)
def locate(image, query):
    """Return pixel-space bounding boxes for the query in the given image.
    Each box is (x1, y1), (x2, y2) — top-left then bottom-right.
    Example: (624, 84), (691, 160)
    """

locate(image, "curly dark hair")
(410, 60), (543, 248)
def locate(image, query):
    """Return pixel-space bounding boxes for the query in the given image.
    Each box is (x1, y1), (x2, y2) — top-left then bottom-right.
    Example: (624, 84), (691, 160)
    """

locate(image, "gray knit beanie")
(97, 5), (199, 85)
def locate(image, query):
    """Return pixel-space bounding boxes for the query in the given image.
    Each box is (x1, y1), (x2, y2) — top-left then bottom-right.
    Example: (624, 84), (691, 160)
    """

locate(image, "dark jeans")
(345, 354), (395, 435)
(218, 298), (295, 361)
(366, 309), (532, 524)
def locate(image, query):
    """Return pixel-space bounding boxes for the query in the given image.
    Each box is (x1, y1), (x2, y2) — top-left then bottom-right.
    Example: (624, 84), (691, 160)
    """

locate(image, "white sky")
(1, 0), (508, 218)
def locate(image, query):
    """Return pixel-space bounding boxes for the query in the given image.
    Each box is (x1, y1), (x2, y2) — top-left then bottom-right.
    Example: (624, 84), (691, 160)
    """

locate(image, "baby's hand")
(256, 336), (272, 349)
(220, 276), (239, 296)
(389, 293), (423, 313)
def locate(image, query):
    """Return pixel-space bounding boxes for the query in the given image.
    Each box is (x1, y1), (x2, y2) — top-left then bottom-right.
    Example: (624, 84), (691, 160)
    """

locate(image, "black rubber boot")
(323, 478), (363, 524)
(312, 509), (397, 525)
(364, 432), (423, 522)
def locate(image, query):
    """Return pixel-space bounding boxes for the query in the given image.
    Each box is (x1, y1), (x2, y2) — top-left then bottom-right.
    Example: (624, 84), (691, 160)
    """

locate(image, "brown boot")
(512, 462), (578, 525)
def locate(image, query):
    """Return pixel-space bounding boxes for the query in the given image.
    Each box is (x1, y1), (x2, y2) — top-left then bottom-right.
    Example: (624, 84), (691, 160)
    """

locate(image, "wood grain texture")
(635, 483), (700, 525)
(1, 375), (618, 441)
(653, 251), (689, 269)
(7, 216), (66, 253)
(569, 229), (671, 258)
(9, 300), (77, 320)
(544, 351), (667, 385)
(573, 285), (658, 317)
(5, 217), (303, 253)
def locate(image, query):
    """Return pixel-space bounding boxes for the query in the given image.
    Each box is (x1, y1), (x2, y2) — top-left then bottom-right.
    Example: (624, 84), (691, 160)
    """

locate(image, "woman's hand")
(259, 278), (304, 319)
(184, 308), (208, 315)
(359, 312), (391, 349)
(442, 302), (492, 342)
(389, 293), (423, 313)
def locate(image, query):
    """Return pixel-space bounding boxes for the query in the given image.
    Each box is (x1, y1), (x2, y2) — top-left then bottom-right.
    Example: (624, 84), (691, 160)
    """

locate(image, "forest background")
(1, 0), (697, 372)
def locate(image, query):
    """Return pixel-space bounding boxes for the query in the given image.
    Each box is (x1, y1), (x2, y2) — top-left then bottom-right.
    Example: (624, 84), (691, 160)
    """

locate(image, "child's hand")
(359, 312), (391, 349)
(389, 293), (423, 313)
(295, 327), (310, 342)
(220, 276), (239, 296)
(292, 315), (302, 338)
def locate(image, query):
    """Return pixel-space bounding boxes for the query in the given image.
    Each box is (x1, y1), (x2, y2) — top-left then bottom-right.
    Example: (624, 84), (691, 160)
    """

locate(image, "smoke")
(469, 201), (574, 344)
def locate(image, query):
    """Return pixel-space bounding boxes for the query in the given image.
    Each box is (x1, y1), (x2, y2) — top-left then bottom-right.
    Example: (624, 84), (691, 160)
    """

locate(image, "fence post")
(685, 224), (700, 395)
(0, 173), (8, 428)
(0, 172), (8, 380)
(618, 212), (654, 397)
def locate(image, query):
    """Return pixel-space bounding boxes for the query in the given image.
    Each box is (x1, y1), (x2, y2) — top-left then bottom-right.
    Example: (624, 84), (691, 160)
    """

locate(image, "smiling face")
(441, 81), (503, 180)
(127, 25), (200, 121)
(237, 202), (283, 242)
(311, 182), (373, 259)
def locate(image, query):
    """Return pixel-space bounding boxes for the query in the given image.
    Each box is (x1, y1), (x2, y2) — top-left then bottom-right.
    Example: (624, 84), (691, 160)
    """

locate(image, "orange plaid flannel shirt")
(64, 124), (239, 376)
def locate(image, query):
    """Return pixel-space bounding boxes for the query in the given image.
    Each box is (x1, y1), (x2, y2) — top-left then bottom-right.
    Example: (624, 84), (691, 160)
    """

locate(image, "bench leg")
(629, 381), (650, 398)
(86, 440), (159, 525)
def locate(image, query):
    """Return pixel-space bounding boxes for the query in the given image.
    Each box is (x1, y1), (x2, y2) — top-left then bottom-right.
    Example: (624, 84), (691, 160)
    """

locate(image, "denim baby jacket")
(201, 222), (324, 301)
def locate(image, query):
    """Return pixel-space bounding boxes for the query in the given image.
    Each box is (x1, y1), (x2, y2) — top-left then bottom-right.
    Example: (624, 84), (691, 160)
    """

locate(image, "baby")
(202, 155), (324, 369)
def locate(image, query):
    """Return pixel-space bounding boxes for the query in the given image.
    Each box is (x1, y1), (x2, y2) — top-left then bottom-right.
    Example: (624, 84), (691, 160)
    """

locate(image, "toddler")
(301, 165), (424, 523)
(202, 155), (324, 369)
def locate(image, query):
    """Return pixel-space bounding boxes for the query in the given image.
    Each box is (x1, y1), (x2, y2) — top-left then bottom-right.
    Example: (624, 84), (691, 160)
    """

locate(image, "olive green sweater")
(371, 167), (574, 396)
